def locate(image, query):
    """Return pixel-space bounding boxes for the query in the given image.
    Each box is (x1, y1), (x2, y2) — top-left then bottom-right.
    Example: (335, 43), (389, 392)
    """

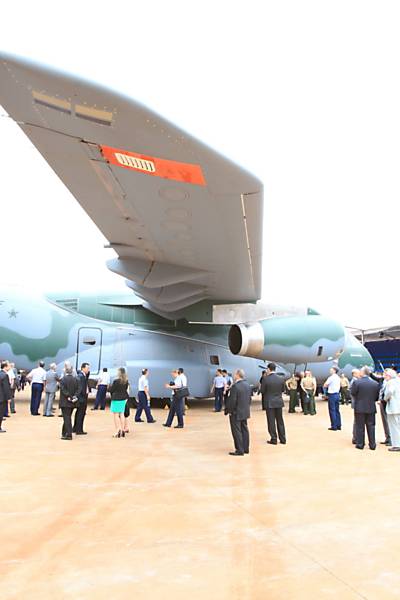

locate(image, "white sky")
(1, 0), (399, 329)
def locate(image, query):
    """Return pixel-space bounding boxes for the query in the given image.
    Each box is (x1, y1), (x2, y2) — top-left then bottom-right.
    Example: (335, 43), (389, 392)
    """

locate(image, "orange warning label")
(100, 145), (206, 186)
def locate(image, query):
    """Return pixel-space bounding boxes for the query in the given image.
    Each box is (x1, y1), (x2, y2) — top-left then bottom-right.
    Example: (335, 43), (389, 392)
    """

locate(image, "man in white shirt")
(135, 368), (156, 423)
(163, 369), (185, 428)
(178, 368), (188, 413)
(92, 367), (110, 410)
(27, 361), (46, 415)
(323, 366), (342, 431)
(178, 368), (187, 387)
(211, 369), (227, 412)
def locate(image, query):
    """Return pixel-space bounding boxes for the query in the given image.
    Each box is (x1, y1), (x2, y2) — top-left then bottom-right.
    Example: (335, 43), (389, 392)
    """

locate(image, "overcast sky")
(1, 0), (399, 329)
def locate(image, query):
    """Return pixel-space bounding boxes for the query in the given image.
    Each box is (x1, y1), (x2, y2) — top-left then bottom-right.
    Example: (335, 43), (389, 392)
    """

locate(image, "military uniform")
(340, 376), (350, 405)
(301, 375), (317, 415)
(286, 376), (298, 413)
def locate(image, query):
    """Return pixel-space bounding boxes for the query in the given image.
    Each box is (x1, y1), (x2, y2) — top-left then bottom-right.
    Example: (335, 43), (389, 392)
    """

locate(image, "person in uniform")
(163, 369), (186, 428)
(92, 367), (110, 410)
(286, 374), (299, 413)
(178, 368), (189, 413)
(261, 363), (286, 445)
(222, 370), (233, 409)
(135, 368), (156, 423)
(211, 369), (227, 413)
(301, 370), (317, 415)
(298, 371), (306, 412)
(225, 368), (252, 455)
(340, 373), (350, 405)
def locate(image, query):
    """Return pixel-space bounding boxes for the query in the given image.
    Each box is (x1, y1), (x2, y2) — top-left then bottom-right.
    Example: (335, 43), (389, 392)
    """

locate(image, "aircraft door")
(76, 327), (102, 375)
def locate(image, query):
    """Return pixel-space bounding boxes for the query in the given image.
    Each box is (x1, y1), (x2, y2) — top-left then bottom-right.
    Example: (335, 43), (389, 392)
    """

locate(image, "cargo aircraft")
(0, 53), (373, 397)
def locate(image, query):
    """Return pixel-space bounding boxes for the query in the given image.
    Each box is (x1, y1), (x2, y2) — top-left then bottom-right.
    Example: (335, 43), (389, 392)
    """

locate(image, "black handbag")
(124, 396), (138, 418)
(174, 386), (189, 400)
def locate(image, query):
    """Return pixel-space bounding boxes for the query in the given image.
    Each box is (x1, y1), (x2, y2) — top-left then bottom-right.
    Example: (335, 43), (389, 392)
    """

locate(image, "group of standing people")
(0, 361), (13, 432)
(210, 369), (233, 412)
(0, 360), (25, 430)
(3, 355), (400, 454)
(284, 370), (317, 415)
(1, 358), (191, 438)
(348, 366), (400, 451)
(60, 364), (190, 439)
(224, 361), (289, 454)
(59, 362), (91, 438)
(0, 361), (19, 425)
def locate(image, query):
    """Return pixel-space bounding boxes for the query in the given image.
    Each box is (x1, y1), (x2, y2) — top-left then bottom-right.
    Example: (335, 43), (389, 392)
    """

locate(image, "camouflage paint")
(259, 316), (344, 348)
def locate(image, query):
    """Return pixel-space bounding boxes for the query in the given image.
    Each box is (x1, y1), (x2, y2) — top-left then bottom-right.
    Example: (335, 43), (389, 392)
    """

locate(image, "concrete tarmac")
(1, 392), (399, 599)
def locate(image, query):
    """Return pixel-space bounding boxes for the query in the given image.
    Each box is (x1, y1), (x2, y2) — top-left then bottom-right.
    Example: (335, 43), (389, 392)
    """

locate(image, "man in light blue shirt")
(211, 369), (226, 413)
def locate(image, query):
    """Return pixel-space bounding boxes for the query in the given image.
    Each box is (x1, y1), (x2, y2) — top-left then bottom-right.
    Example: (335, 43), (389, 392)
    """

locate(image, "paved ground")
(1, 391), (399, 599)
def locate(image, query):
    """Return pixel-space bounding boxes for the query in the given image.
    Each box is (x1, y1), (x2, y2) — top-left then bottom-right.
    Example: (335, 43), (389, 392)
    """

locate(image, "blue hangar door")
(76, 327), (102, 375)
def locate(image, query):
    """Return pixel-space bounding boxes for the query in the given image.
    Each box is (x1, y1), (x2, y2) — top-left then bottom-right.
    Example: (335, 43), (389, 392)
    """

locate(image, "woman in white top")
(383, 369), (400, 452)
(135, 369), (156, 423)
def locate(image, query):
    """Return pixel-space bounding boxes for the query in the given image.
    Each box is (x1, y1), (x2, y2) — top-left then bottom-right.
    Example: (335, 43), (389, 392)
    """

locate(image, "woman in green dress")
(109, 367), (130, 437)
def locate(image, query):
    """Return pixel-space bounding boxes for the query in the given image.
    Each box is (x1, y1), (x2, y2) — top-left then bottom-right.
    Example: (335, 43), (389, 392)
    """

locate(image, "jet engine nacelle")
(228, 315), (345, 363)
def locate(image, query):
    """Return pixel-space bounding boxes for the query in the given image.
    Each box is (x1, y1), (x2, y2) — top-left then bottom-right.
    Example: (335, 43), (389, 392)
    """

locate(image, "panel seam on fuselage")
(240, 193), (255, 292)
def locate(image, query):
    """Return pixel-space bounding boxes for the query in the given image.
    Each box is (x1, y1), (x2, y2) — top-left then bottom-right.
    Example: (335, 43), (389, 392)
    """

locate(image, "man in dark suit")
(261, 362), (286, 445)
(59, 366), (80, 440)
(225, 369), (252, 456)
(73, 362), (90, 435)
(351, 366), (379, 450)
(0, 361), (12, 433)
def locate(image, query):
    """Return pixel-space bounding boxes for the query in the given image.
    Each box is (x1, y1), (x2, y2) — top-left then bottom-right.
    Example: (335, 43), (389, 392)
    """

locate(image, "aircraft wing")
(0, 53), (263, 318)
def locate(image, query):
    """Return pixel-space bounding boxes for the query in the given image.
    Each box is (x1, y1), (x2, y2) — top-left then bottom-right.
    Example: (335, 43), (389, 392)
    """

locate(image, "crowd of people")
(229, 363), (400, 454)
(1, 357), (400, 455)
(0, 359), (190, 439)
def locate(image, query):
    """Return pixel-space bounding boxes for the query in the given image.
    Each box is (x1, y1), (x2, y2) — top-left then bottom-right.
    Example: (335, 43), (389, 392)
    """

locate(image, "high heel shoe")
(113, 431), (121, 438)
(121, 430), (125, 437)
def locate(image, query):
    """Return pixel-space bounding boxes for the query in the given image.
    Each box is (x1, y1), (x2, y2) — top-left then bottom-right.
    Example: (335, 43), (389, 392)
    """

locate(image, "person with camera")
(59, 365), (80, 440)
(163, 369), (188, 428)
